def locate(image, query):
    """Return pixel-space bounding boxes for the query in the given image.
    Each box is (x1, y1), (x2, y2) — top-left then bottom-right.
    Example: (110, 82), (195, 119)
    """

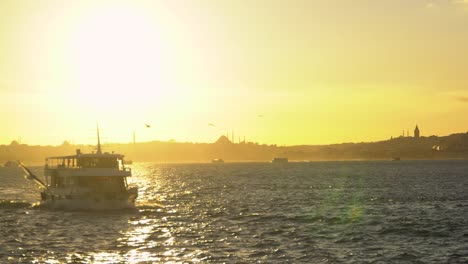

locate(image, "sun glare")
(68, 4), (171, 111)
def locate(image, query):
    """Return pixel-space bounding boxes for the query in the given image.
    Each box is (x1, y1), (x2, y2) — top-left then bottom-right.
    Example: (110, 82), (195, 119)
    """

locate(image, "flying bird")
(208, 123), (215, 127)
(144, 124), (151, 128)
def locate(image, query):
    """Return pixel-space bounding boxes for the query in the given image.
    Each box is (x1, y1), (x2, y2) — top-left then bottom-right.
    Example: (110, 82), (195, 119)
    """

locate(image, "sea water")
(1, 160), (468, 263)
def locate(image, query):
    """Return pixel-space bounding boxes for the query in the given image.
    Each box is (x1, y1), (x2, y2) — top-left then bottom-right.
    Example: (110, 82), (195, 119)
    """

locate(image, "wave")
(32, 198), (138, 212)
(0, 200), (31, 209)
(0, 199), (158, 212)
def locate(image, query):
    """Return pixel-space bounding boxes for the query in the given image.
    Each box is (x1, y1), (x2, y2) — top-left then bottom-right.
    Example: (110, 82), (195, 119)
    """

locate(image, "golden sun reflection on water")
(93, 164), (192, 263)
(123, 223), (155, 247)
(87, 252), (120, 264)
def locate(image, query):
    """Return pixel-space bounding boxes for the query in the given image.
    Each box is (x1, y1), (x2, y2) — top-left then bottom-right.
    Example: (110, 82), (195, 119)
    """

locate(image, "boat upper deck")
(47, 153), (125, 160)
(45, 150), (131, 177)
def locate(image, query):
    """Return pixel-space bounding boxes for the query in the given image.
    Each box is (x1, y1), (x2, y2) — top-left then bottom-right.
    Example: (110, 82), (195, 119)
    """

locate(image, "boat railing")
(45, 164), (131, 173)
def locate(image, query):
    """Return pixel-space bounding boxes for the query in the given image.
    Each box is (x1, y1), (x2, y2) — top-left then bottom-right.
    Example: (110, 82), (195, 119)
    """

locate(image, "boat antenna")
(97, 123), (102, 154)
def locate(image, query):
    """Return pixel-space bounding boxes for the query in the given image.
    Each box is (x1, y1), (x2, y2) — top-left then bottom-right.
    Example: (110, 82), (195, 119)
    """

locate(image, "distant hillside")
(2, 133), (468, 164)
(0, 141), (95, 165)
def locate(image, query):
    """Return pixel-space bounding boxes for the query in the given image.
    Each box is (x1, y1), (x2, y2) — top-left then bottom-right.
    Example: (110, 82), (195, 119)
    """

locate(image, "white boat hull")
(39, 187), (138, 210)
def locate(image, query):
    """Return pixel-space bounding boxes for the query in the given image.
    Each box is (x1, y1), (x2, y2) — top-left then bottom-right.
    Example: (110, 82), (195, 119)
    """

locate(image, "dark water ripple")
(2, 160), (468, 263)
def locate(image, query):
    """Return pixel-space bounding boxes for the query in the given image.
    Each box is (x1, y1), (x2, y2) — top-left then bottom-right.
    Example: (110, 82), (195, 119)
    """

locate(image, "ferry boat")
(211, 158), (224, 163)
(19, 129), (138, 210)
(271, 157), (288, 163)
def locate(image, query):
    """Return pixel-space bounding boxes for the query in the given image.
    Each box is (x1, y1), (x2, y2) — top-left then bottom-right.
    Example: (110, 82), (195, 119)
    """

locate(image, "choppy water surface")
(2, 160), (468, 263)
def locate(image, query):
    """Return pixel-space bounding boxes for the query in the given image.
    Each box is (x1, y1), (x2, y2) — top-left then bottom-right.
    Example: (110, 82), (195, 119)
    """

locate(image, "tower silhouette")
(414, 125), (420, 138)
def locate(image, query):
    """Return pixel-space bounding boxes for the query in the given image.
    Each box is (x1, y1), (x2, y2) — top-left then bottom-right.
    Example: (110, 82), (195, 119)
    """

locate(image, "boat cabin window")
(77, 157), (118, 168)
(75, 176), (126, 191)
(46, 158), (77, 168)
(46, 156), (122, 169)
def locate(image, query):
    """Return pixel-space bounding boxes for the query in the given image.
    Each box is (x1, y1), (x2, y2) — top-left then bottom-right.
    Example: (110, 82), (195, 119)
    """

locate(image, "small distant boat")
(18, 126), (138, 210)
(212, 158), (224, 163)
(392, 157), (401, 161)
(272, 157), (288, 163)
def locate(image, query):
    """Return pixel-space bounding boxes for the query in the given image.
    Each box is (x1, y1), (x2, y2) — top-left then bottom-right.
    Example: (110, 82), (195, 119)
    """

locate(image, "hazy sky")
(1, 0), (468, 146)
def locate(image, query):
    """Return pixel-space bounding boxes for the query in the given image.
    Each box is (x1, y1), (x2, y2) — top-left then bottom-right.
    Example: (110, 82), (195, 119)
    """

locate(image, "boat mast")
(97, 123), (102, 154)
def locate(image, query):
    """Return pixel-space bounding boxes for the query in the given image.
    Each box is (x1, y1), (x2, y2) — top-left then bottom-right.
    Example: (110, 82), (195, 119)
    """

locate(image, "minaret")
(96, 123), (102, 154)
(414, 125), (420, 138)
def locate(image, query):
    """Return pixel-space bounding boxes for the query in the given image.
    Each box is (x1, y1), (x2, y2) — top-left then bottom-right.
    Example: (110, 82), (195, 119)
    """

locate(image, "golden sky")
(1, 0), (468, 146)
